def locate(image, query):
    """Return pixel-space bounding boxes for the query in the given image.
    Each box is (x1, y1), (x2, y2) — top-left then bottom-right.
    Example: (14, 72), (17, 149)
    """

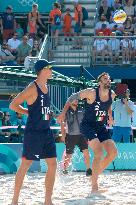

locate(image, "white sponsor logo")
(35, 155), (39, 159)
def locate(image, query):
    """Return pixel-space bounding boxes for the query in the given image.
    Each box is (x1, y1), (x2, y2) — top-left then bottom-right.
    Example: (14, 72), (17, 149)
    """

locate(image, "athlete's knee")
(94, 147), (103, 160)
(20, 158), (33, 171)
(107, 147), (118, 160)
(110, 147), (118, 159)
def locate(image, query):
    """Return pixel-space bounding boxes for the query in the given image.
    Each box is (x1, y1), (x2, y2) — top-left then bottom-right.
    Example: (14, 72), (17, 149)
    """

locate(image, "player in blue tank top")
(58, 72), (117, 193)
(10, 59), (56, 205)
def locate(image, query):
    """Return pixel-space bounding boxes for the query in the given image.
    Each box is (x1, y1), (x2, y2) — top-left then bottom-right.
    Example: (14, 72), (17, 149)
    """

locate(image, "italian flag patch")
(42, 114), (49, 120)
(96, 116), (104, 122)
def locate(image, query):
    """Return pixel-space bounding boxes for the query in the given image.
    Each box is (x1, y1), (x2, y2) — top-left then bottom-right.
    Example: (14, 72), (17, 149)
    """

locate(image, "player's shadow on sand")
(64, 193), (107, 205)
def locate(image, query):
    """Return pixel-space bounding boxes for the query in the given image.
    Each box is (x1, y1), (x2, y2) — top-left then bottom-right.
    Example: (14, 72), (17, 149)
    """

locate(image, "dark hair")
(97, 72), (109, 82)
(54, 2), (59, 8)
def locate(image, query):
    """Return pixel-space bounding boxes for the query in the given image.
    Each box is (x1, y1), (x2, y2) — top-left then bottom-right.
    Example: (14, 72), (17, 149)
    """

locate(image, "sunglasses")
(44, 65), (52, 70)
(6, 115), (10, 116)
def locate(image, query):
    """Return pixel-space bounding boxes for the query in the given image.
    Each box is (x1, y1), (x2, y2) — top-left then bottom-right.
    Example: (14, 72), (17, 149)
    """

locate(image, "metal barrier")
(44, 35), (136, 66)
(48, 36), (91, 66)
(48, 84), (76, 112)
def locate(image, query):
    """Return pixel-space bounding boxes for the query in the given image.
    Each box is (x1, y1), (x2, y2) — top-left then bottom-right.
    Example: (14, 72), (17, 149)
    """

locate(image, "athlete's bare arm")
(9, 83), (37, 115)
(107, 90), (116, 126)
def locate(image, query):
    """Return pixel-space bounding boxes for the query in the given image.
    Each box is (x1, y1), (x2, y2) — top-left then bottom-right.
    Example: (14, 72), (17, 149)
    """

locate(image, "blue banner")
(0, 143), (136, 174)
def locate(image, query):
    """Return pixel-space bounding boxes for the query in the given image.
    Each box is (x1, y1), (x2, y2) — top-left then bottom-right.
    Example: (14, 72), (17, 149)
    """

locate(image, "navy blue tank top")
(82, 88), (112, 125)
(26, 81), (51, 130)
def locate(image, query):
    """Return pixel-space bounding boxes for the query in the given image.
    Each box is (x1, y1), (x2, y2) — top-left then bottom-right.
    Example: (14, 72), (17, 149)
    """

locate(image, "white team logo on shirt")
(40, 95), (50, 120)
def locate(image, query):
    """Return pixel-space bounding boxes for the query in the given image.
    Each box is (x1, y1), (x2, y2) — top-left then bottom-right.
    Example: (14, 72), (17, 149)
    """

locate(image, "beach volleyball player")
(58, 72), (117, 192)
(10, 59), (56, 205)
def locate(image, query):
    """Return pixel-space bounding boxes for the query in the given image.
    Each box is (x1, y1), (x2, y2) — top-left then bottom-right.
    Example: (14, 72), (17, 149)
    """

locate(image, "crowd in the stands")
(93, 0), (136, 64)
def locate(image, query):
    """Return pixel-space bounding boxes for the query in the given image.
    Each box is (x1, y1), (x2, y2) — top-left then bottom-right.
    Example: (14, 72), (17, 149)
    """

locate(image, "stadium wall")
(0, 143), (136, 174)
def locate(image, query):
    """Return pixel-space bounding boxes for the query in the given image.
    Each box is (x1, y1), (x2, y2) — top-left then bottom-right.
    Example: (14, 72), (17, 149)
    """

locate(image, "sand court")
(1, 171), (136, 205)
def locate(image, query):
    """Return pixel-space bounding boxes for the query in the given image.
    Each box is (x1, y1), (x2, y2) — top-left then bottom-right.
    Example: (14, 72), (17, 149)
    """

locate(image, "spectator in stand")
(15, 23), (24, 40)
(30, 40), (40, 56)
(96, 23), (112, 36)
(27, 33), (34, 47)
(63, 8), (72, 41)
(131, 31), (136, 61)
(24, 40), (40, 69)
(112, 0), (124, 11)
(112, 89), (134, 143)
(36, 21), (47, 42)
(17, 35), (32, 65)
(2, 111), (12, 139)
(124, 16), (134, 34)
(0, 111), (4, 141)
(92, 32), (108, 63)
(28, 3), (45, 28)
(107, 0), (115, 7)
(7, 32), (21, 56)
(73, 0), (83, 49)
(99, 0), (113, 21)
(49, 2), (62, 49)
(0, 42), (17, 66)
(27, 16), (37, 38)
(109, 16), (124, 35)
(12, 112), (26, 143)
(133, 17), (136, 33)
(124, 0), (135, 18)
(95, 14), (109, 33)
(0, 5), (16, 41)
(108, 32), (121, 63)
(121, 32), (132, 64)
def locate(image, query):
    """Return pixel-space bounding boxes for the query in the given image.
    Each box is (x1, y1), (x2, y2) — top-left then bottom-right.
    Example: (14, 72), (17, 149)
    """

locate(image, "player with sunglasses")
(10, 59), (56, 205)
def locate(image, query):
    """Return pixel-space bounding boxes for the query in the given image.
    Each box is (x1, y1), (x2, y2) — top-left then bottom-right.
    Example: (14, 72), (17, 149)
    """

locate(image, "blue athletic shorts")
(80, 122), (111, 142)
(23, 128), (57, 160)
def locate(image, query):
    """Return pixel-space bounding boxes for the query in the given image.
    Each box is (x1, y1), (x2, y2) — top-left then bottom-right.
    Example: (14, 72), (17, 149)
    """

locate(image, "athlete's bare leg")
(11, 158), (33, 205)
(99, 139), (117, 174)
(88, 138), (103, 192)
(82, 149), (91, 170)
(44, 157), (57, 205)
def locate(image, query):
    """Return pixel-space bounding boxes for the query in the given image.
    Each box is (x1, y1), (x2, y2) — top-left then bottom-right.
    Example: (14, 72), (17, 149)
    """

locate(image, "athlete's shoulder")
(26, 81), (35, 90)
(23, 81), (37, 95)
(83, 88), (95, 93)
